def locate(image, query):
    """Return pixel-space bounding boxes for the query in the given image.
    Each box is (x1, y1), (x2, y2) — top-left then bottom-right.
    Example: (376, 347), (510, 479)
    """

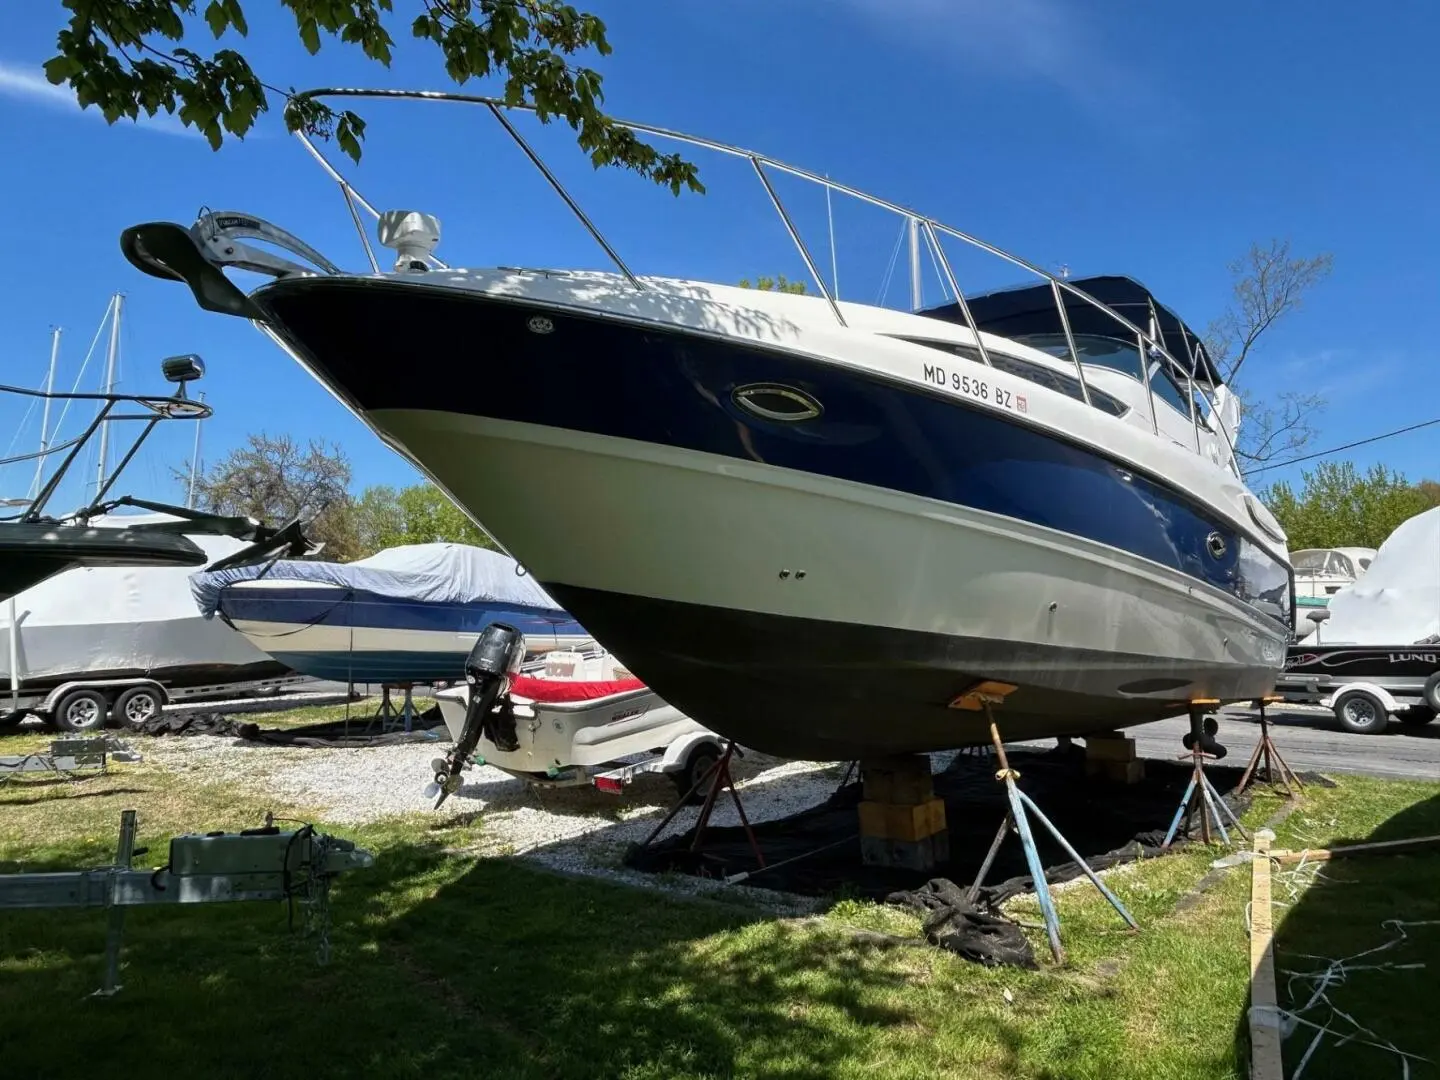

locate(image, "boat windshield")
(1011, 333), (1196, 418)
(1292, 550), (1355, 576)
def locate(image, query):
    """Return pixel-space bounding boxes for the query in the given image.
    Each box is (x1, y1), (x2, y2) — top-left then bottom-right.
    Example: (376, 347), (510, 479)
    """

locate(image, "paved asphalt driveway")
(1119, 706), (1440, 782)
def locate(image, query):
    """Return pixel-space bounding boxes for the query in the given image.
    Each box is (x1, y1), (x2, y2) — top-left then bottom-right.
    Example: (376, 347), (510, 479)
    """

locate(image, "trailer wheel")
(113, 686), (163, 730)
(1423, 672), (1440, 713)
(52, 689), (110, 733)
(672, 740), (723, 805)
(1333, 689), (1389, 735)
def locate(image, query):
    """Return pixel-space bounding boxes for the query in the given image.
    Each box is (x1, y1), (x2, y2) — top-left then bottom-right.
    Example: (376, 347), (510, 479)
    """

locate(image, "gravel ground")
(139, 734), (868, 908)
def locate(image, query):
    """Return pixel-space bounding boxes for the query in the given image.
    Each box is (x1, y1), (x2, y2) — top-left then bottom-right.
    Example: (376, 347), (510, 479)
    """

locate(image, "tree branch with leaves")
(46, 0), (704, 193)
(1202, 239), (1334, 475)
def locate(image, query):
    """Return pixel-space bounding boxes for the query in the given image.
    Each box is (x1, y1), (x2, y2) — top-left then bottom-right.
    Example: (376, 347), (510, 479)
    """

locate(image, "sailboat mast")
(94, 293), (123, 495)
(907, 216), (922, 311)
(186, 391), (206, 508)
(29, 326), (62, 497)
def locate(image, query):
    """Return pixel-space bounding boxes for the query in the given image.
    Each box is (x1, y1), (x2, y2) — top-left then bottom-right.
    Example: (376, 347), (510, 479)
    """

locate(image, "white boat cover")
(189, 542), (566, 618)
(1319, 507), (1440, 645)
(0, 513), (272, 683)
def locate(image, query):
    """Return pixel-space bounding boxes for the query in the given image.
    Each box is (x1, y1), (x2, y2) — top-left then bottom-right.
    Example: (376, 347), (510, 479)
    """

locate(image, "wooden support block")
(861, 831), (949, 871)
(858, 797), (947, 842)
(1084, 735), (1138, 763)
(1083, 758), (1146, 784)
(861, 754), (934, 805)
(861, 769), (934, 806)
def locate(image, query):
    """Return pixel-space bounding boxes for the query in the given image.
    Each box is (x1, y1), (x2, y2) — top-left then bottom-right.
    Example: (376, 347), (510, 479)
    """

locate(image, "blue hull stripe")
(265, 648), (497, 684)
(257, 280), (1292, 628)
(218, 586), (586, 638)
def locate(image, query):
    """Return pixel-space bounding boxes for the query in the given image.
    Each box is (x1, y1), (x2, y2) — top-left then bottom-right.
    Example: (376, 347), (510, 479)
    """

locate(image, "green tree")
(1262, 461), (1432, 550)
(183, 432), (359, 559)
(739, 275), (807, 294)
(1203, 239), (1333, 474)
(352, 481), (494, 557)
(45, 1), (702, 193)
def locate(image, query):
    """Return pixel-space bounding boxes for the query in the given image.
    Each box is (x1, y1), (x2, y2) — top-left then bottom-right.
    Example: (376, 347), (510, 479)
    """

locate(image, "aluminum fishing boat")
(118, 88), (1294, 760)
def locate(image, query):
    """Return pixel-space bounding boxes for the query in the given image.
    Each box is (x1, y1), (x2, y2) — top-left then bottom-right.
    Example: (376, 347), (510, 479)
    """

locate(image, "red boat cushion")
(507, 674), (646, 703)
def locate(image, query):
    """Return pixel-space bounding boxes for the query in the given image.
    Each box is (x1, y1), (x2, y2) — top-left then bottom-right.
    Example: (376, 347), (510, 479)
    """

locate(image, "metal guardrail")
(282, 87), (1244, 477)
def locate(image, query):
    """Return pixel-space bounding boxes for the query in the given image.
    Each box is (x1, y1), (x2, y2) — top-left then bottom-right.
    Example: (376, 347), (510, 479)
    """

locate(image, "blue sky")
(1, 0), (1436, 514)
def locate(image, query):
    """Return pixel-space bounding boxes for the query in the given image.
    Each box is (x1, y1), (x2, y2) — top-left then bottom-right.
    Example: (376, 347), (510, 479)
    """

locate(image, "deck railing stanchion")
(751, 158), (846, 327)
(920, 220), (991, 368)
(341, 184), (380, 273)
(1049, 280), (1091, 406)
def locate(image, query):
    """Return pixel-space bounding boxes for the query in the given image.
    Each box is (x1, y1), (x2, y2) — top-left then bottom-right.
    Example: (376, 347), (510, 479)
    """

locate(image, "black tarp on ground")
(624, 745), (1252, 902)
(135, 705), (447, 747)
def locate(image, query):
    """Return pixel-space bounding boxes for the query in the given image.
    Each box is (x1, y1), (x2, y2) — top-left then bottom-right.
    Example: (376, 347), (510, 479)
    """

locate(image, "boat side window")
(1014, 332), (1199, 419)
(1359, 557), (1372, 571)
(1292, 550), (1326, 572)
(1332, 554), (1356, 578)
(891, 336), (1129, 417)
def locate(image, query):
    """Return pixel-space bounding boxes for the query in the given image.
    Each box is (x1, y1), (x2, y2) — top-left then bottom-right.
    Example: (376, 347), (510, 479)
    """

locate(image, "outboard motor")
(431, 623), (526, 808)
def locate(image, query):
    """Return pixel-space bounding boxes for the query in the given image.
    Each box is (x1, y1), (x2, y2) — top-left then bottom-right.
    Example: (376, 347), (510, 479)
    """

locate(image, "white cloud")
(837, 0), (1139, 114)
(0, 60), (198, 138)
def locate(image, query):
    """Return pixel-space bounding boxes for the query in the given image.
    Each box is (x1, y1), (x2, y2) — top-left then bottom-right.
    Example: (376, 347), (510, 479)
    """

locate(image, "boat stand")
(954, 683), (1138, 965)
(1162, 703), (1248, 848)
(636, 739), (765, 872)
(375, 684), (418, 733)
(1234, 696), (1302, 798)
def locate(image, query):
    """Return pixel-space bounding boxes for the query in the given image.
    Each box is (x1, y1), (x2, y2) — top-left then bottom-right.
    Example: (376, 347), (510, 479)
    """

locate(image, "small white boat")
(1292, 547), (1377, 604)
(434, 648), (721, 798)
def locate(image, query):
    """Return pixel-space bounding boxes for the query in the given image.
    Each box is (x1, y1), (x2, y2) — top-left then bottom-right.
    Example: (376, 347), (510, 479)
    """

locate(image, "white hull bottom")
(226, 619), (590, 685)
(373, 411), (1288, 759)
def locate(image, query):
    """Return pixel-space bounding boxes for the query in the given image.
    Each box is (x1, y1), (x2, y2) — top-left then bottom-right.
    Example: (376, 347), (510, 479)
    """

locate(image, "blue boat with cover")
(190, 543), (589, 685)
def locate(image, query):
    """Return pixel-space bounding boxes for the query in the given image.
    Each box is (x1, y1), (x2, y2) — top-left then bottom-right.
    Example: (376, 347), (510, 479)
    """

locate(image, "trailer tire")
(1333, 689), (1389, 735)
(52, 688), (110, 733)
(1423, 672), (1440, 713)
(672, 740), (723, 805)
(113, 686), (163, 729)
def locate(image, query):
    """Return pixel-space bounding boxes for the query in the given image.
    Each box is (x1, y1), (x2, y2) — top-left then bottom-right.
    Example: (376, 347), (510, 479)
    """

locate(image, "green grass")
(0, 727), (1436, 1079)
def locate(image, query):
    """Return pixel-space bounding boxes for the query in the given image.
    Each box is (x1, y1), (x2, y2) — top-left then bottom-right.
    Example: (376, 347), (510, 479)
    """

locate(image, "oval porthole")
(731, 383), (823, 423)
(1206, 531), (1229, 560)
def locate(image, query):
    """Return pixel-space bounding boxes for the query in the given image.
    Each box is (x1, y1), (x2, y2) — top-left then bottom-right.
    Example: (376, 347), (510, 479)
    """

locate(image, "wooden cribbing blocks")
(859, 754), (948, 870)
(1082, 732), (1145, 784)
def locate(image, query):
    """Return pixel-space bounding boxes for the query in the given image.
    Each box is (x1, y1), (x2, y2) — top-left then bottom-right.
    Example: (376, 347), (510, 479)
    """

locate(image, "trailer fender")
(1321, 682), (1400, 715)
(660, 731), (723, 773)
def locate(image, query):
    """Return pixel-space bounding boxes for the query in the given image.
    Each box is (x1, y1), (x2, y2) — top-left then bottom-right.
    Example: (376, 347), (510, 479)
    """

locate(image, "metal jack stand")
(954, 683), (1138, 965)
(375, 684), (417, 733)
(1163, 703), (1248, 848)
(636, 740), (765, 872)
(1234, 696), (1302, 798)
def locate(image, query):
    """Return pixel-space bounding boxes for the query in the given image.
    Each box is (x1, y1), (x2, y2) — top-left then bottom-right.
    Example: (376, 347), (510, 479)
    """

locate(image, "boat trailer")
(0, 809), (375, 995)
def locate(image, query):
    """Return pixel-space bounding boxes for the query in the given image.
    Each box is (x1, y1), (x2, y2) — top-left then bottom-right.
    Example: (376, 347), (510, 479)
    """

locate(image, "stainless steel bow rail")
(278, 86), (1244, 475)
(0, 810), (376, 996)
